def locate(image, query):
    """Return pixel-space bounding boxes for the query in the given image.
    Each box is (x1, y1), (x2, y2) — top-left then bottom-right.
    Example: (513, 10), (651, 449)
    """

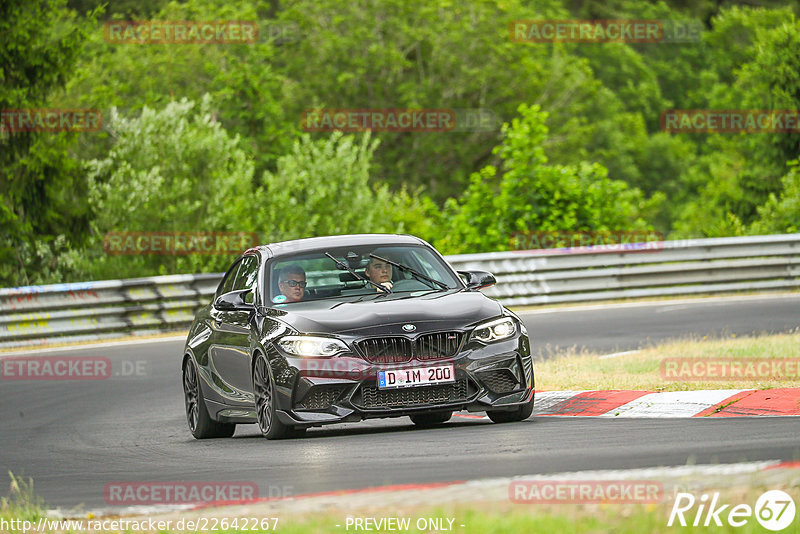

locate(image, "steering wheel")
(390, 279), (431, 292)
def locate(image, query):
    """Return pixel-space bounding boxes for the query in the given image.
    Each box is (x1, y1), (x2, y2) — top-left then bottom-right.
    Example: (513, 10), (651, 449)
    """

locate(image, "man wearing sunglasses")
(277, 264), (307, 303)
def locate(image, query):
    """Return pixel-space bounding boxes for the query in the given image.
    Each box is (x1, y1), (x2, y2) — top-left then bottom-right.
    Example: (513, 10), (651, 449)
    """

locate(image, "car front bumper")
(273, 335), (534, 427)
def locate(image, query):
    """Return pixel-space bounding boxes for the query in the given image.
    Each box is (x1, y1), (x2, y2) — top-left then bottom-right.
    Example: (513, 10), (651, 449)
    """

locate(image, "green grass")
(275, 501), (799, 534)
(535, 332), (800, 392)
(5, 505), (796, 534)
(3, 467), (800, 533)
(0, 473), (44, 524)
(11, 499), (797, 533)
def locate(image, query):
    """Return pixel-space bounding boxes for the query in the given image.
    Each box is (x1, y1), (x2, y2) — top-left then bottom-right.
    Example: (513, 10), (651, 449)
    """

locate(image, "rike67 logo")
(669, 490), (796, 531)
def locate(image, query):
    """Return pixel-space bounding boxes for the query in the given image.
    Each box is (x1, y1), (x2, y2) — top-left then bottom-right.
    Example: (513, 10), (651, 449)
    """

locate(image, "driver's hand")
(377, 281), (393, 291)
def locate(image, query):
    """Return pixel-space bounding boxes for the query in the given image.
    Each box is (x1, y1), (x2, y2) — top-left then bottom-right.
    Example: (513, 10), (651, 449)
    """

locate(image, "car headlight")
(470, 317), (517, 343)
(277, 336), (349, 357)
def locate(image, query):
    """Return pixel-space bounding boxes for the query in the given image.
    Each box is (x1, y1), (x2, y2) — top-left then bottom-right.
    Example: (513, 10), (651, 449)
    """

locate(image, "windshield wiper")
(325, 252), (391, 293)
(368, 254), (449, 290)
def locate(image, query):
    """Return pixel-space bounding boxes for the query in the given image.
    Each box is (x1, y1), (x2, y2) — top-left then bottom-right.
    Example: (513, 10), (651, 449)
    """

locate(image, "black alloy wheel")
(183, 357), (236, 438)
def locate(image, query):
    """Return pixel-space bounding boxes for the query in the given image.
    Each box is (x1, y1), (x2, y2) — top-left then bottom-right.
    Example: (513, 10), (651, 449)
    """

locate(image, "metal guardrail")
(1, 234), (799, 349)
(447, 233), (800, 306)
(0, 274), (221, 349)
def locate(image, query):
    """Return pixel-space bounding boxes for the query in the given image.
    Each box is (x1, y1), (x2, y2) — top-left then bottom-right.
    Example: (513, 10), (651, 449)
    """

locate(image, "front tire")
(183, 357), (236, 439)
(487, 392), (534, 423)
(410, 411), (452, 427)
(253, 353), (294, 440)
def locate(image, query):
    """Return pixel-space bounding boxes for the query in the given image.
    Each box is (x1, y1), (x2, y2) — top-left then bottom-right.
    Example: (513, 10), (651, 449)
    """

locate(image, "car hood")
(270, 289), (503, 336)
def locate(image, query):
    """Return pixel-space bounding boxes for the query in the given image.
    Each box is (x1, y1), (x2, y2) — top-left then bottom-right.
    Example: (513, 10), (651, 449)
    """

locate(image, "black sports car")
(181, 234), (534, 439)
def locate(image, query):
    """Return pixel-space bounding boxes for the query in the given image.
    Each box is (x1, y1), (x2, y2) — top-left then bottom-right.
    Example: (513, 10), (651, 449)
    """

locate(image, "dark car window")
(233, 256), (259, 292)
(216, 259), (242, 298)
(405, 248), (451, 285)
(267, 244), (460, 304)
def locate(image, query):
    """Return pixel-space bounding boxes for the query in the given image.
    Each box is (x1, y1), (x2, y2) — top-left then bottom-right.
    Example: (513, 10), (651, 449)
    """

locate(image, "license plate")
(378, 364), (455, 389)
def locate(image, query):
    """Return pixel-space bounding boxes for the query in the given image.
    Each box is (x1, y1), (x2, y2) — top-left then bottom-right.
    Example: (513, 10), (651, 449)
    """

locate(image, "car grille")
(295, 385), (348, 410)
(478, 369), (520, 394)
(416, 332), (463, 360)
(356, 337), (413, 363)
(358, 379), (469, 409)
(357, 332), (463, 363)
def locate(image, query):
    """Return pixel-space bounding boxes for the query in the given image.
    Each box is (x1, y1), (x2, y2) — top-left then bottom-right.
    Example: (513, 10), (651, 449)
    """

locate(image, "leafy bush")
(437, 104), (653, 254)
(255, 132), (401, 241)
(751, 160), (800, 234)
(0, 0), (98, 286)
(66, 95), (255, 280)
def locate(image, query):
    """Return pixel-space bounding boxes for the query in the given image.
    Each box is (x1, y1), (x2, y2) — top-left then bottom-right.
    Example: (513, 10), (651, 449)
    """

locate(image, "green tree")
(254, 132), (400, 241)
(0, 0), (99, 286)
(67, 0), (166, 19)
(65, 95), (255, 280)
(751, 160), (800, 233)
(438, 104), (653, 254)
(273, 0), (653, 201)
(673, 9), (800, 236)
(65, 0), (297, 172)
(736, 17), (800, 192)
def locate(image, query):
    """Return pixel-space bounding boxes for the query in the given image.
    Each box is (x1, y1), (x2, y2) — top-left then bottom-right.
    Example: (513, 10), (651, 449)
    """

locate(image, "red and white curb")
(453, 388), (800, 419)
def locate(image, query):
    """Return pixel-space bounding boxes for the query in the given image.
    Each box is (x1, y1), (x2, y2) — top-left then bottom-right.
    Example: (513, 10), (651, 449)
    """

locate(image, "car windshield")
(267, 244), (460, 304)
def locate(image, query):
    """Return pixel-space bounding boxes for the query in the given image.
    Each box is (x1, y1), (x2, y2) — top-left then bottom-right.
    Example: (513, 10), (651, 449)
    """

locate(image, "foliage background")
(2, 0), (800, 285)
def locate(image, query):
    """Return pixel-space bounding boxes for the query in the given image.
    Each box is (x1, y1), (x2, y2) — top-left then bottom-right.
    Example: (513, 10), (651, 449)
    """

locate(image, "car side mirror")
(457, 270), (496, 290)
(214, 289), (254, 311)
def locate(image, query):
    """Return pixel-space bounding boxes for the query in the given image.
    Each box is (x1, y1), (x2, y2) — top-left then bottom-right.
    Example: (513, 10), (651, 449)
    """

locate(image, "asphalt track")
(525, 293), (800, 356)
(1, 294), (799, 510)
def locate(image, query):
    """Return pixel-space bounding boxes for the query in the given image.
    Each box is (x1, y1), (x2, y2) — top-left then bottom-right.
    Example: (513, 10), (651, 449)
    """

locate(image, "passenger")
(277, 264), (306, 302)
(364, 257), (393, 291)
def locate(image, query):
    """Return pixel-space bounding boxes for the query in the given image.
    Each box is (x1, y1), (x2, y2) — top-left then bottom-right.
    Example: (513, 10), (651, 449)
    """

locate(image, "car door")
(208, 255), (259, 403)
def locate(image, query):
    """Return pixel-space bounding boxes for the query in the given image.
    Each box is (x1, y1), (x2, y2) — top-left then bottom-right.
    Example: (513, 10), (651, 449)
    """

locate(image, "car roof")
(247, 234), (427, 259)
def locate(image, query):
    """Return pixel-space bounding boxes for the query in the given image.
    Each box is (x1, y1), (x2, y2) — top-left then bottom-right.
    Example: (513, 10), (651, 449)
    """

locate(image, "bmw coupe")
(181, 234), (534, 439)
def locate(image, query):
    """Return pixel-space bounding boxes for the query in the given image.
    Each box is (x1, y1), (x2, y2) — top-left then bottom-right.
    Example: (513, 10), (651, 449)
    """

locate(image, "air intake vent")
(356, 332), (463, 362)
(295, 385), (349, 410)
(477, 369), (520, 394)
(416, 332), (463, 360)
(357, 379), (469, 409)
(356, 337), (413, 363)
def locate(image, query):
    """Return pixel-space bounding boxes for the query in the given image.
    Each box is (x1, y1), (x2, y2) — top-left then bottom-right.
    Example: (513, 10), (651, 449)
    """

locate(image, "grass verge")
(535, 332), (800, 391)
(4, 485), (799, 533)
(1, 473), (45, 524)
(267, 494), (800, 534)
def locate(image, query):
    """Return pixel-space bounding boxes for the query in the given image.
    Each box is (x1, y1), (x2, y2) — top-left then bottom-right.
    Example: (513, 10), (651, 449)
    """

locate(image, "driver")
(364, 257), (393, 291)
(277, 264), (306, 302)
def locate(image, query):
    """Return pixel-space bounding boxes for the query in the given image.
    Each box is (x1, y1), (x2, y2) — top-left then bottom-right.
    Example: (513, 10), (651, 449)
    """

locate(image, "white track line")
(515, 292), (800, 315)
(0, 335), (187, 356)
(532, 391), (588, 413)
(599, 350), (641, 360)
(599, 389), (751, 418)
